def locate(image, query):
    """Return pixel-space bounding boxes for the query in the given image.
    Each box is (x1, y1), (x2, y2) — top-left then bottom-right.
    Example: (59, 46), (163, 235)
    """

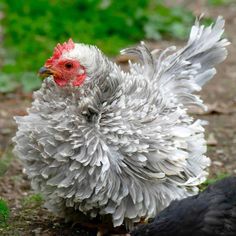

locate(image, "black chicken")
(131, 176), (236, 236)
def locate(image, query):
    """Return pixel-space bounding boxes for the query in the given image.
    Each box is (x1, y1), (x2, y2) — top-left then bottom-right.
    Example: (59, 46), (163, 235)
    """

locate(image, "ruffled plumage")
(13, 16), (229, 229)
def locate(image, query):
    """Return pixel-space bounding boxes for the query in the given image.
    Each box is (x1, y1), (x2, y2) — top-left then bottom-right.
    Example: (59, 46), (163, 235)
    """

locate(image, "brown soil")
(0, 2), (236, 236)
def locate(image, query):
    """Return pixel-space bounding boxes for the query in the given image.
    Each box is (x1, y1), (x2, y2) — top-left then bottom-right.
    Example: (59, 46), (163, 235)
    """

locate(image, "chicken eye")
(64, 62), (73, 69)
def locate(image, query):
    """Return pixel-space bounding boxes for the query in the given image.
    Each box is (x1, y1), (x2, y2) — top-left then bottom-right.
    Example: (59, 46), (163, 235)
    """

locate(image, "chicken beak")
(38, 66), (54, 78)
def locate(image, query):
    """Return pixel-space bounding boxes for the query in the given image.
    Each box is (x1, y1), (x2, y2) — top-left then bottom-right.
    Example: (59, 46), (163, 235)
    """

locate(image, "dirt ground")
(0, 2), (236, 236)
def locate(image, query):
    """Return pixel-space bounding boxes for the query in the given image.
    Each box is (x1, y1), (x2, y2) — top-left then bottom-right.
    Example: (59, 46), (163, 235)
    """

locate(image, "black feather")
(131, 177), (236, 236)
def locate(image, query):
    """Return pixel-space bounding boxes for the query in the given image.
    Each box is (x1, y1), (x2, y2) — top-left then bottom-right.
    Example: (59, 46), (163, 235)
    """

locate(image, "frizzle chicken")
(131, 176), (236, 236)
(13, 17), (229, 230)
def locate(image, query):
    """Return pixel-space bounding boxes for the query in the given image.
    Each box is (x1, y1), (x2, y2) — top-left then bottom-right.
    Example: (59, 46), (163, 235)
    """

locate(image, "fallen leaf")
(207, 133), (218, 146)
(190, 102), (236, 115)
(212, 161), (223, 167)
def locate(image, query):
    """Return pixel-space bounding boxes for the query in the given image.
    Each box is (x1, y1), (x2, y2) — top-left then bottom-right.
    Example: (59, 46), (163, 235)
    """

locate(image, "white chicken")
(13, 16), (229, 232)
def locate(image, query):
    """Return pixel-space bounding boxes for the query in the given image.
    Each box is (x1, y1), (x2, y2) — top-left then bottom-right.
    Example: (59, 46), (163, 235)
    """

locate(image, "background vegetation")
(0, 0), (197, 92)
(0, 199), (9, 226)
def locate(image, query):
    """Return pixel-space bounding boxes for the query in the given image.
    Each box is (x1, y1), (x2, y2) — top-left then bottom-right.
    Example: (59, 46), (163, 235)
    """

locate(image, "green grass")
(208, 0), (233, 6)
(200, 172), (230, 191)
(0, 194), (45, 235)
(21, 194), (44, 208)
(0, 0), (197, 92)
(0, 199), (10, 227)
(0, 148), (15, 177)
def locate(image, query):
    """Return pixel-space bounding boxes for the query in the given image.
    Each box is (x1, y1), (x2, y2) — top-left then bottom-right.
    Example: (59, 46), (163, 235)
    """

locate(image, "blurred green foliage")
(0, 0), (196, 92)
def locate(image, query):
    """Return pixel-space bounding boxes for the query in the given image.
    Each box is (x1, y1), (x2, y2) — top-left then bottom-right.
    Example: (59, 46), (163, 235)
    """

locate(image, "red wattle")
(54, 77), (68, 87)
(73, 74), (86, 86)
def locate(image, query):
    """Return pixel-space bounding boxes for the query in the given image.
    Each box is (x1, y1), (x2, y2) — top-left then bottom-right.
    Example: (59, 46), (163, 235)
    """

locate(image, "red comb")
(45, 38), (75, 66)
